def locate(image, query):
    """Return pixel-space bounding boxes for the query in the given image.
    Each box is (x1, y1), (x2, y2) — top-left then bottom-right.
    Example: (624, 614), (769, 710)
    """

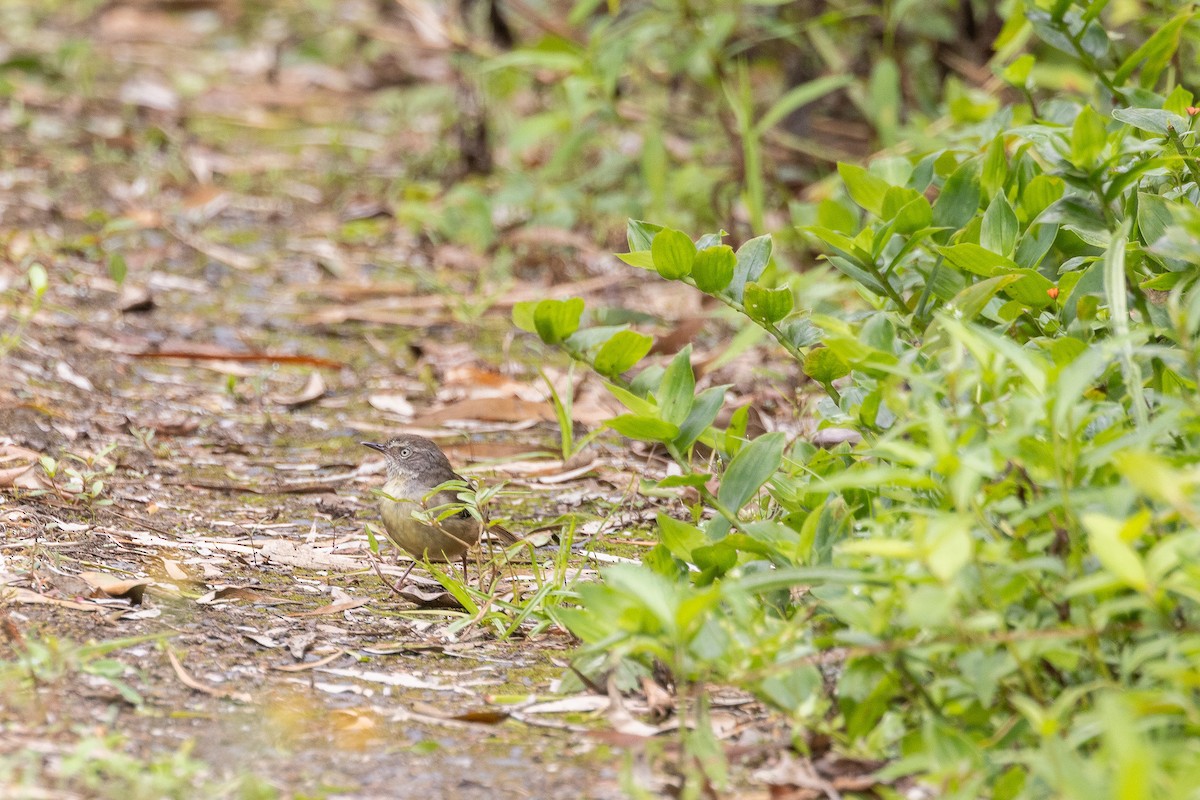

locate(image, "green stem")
(1166, 124), (1200, 189)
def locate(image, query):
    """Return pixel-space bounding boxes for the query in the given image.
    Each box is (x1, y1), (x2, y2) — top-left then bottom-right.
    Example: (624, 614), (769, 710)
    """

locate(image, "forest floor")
(0, 4), (797, 798)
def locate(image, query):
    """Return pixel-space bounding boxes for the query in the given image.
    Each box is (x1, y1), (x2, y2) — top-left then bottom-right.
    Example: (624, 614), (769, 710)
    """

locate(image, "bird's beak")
(361, 441), (386, 453)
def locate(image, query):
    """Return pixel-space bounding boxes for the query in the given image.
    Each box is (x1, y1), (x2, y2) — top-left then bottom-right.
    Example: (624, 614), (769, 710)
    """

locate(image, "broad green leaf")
(616, 250), (655, 269)
(743, 282), (793, 324)
(107, 253), (127, 286)
(717, 432), (787, 514)
(593, 330), (653, 377)
(1014, 223), (1059, 270)
(936, 243), (1021, 277)
(605, 381), (657, 415)
(651, 228), (696, 279)
(980, 193), (1019, 256)
(603, 564), (678, 633)
(1005, 270), (1057, 308)
(892, 195), (933, 235)
(837, 163), (890, 217)
(946, 275), (1021, 320)
(981, 135), (1008, 197)
(627, 219), (663, 251)
(1020, 175), (1065, 219)
(565, 325), (628, 351)
(533, 297), (585, 344)
(803, 347), (850, 384)
(1082, 513), (1149, 592)
(692, 245), (736, 293)
(606, 414), (680, 442)
(728, 234), (773, 301)
(1111, 107), (1190, 136)
(932, 160), (981, 230)
(925, 517), (972, 582)
(675, 385), (729, 450)
(658, 513), (707, 562)
(1001, 54), (1035, 87)
(511, 301), (537, 333)
(657, 347), (695, 426)
(1070, 105), (1107, 169)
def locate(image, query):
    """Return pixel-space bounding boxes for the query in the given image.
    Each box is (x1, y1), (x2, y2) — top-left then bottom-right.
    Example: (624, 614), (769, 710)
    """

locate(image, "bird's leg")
(392, 559), (417, 594)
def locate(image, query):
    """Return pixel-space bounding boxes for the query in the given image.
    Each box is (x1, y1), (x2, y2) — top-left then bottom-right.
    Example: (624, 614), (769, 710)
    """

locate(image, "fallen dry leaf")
(271, 372), (326, 408)
(286, 597), (371, 617)
(79, 571), (152, 605)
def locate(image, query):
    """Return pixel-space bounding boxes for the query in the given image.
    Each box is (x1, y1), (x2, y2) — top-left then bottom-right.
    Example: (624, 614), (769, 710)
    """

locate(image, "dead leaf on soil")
(4, 587), (108, 613)
(287, 597), (371, 618)
(367, 393), (415, 419)
(271, 372), (326, 408)
(0, 444), (51, 490)
(160, 558), (190, 581)
(79, 571), (152, 605)
(195, 586), (293, 605)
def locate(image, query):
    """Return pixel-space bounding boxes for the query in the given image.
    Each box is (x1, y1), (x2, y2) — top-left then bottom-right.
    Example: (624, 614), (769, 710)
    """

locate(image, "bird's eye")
(399, 447), (412, 458)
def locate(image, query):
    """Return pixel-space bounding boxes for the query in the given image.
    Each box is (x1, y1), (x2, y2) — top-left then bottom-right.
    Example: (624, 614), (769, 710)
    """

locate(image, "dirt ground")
(0, 4), (798, 798)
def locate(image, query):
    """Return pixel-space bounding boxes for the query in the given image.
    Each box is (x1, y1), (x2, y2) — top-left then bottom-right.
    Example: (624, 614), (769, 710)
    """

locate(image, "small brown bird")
(361, 434), (516, 589)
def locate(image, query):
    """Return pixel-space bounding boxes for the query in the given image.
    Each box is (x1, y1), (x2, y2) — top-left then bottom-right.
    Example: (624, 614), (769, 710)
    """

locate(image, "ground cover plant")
(513, 1), (1200, 796)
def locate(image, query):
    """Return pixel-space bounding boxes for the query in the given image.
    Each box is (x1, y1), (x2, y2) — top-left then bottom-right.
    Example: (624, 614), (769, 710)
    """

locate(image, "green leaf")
(981, 135), (1008, 197)
(1020, 175), (1065, 219)
(743, 282), (793, 324)
(616, 250), (655, 269)
(1001, 54), (1035, 87)
(728, 234), (773, 301)
(1006, 270), (1057, 308)
(980, 193), (1019, 256)
(756, 74), (854, 134)
(717, 432), (787, 516)
(1114, 6), (1191, 87)
(1111, 107), (1190, 136)
(533, 297), (585, 344)
(606, 414), (680, 442)
(691, 245), (736, 293)
(837, 163), (889, 217)
(593, 330), (653, 377)
(1070, 105), (1107, 169)
(892, 195), (933, 235)
(946, 275), (1021, 320)
(803, 347), (850, 384)
(651, 228), (696, 280)
(107, 252), (127, 286)
(1082, 513), (1149, 592)
(936, 243), (1021, 277)
(512, 301), (538, 333)
(658, 513), (707, 562)
(932, 160), (981, 230)
(675, 385), (729, 450)
(627, 219), (663, 251)
(27, 263), (47, 296)
(657, 347), (695, 426)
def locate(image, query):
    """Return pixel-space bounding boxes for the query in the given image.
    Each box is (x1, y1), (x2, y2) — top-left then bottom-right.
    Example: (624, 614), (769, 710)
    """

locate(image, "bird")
(361, 434), (517, 591)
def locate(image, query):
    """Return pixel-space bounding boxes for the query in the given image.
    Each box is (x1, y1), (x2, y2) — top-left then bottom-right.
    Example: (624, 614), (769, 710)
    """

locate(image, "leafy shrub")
(516, 2), (1200, 796)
